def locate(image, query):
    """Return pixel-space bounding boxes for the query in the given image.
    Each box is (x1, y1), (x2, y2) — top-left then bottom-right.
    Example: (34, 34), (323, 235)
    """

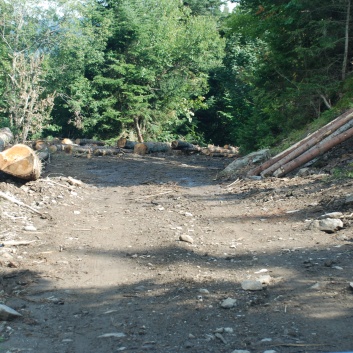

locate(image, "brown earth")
(0, 143), (353, 353)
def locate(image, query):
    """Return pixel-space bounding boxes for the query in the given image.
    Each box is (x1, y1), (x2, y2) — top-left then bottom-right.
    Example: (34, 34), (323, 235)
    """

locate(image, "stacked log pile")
(118, 137), (239, 157)
(248, 108), (353, 177)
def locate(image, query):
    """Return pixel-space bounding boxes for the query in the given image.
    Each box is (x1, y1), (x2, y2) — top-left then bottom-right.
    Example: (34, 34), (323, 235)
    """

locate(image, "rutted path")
(1, 153), (353, 352)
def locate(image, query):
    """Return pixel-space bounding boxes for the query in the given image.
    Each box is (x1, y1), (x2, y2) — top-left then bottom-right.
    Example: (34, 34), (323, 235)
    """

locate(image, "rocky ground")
(0, 142), (353, 353)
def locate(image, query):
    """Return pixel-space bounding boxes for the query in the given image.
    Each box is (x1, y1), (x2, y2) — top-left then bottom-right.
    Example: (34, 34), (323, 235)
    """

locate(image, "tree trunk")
(0, 144), (42, 180)
(273, 126), (353, 177)
(248, 108), (353, 176)
(134, 117), (144, 143)
(342, 0), (351, 80)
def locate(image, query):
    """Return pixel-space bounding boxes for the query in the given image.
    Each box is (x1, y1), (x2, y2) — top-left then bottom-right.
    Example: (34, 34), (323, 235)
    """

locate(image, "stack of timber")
(118, 138), (239, 157)
(199, 144), (239, 158)
(248, 108), (353, 177)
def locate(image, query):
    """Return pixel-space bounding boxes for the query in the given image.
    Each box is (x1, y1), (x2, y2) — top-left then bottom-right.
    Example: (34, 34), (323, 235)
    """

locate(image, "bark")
(134, 117), (144, 143)
(261, 116), (353, 177)
(0, 128), (14, 152)
(273, 126), (353, 177)
(343, 0), (351, 80)
(248, 108), (353, 176)
(0, 144), (41, 180)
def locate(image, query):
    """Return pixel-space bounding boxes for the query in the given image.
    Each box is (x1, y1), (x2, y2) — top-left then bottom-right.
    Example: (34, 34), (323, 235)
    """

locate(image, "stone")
(0, 304), (22, 320)
(231, 350), (251, 353)
(263, 351), (277, 353)
(179, 234), (194, 244)
(215, 332), (227, 344)
(308, 218), (343, 233)
(220, 297), (237, 309)
(318, 218), (343, 232)
(349, 282), (353, 290)
(24, 225), (37, 231)
(345, 194), (353, 204)
(198, 288), (209, 294)
(241, 280), (263, 291)
(257, 275), (272, 285)
(319, 212), (343, 219)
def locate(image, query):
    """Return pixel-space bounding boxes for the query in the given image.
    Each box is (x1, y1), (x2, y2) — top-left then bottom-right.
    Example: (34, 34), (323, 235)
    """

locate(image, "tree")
(83, 0), (225, 141)
(0, 0), (58, 142)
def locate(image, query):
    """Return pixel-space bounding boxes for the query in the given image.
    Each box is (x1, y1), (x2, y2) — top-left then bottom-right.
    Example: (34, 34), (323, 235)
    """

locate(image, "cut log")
(117, 137), (127, 148)
(62, 138), (74, 145)
(273, 126), (353, 177)
(134, 142), (171, 155)
(249, 108), (353, 176)
(75, 138), (105, 146)
(0, 127), (13, 152)
(0, 144), (42, 180)
(171, 140), (200, 151)
(32, 140), (49, 151)
(134, 143), (148, 155)
(261, 116), (353, 177)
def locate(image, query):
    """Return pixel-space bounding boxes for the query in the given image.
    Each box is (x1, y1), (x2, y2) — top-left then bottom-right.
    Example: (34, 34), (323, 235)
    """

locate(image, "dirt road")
(1, 151), (353, 353)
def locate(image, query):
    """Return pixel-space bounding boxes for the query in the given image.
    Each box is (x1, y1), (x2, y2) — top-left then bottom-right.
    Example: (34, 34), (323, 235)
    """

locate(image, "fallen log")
(0, 144), (41, 180)
(261, 116), (353, 177)
(273, 126), (353, 177)
(171, 140), (200, 151)
(0, 127), (13, 152)
(134, 142), (171, 155)
(248, 108), (353, 176)
(116, 138), (138, 149)
(75, 138), (105, 146)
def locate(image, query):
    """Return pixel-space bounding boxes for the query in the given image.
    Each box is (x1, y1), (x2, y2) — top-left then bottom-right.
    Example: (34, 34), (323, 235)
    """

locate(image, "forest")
(1, 0), (353, 153)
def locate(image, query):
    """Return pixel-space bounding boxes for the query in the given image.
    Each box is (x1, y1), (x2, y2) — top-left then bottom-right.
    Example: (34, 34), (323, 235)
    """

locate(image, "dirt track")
(1, 151), (353, 353)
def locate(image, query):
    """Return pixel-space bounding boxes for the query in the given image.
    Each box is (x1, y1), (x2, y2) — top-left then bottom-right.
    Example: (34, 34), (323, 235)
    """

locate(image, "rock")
(319, 218), (343, 232)
(24, 225), (37, 231)
(296, 167), (310, 177)
(215, 332), (227, 344)
(349, 282), (353, 290)
(231, 350), (251, 353)
(241, 280), (263, 291)
(198, 288), (209, 294)
(310, 282), (321, 290)
(345, 194), (353, 204)
(319, 212), (343, 219)
(308, 218), (343, 233)
(0, 304), (22, 320)
(257, 275), (272, 285)
(179, 234), (194, 244)
(263, 351), (277, 353)
(98, 332), (126, 338)
(220, 297), (237, 309)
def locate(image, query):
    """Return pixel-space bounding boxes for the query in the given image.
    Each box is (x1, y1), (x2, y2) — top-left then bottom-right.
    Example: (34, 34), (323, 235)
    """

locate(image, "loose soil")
(0, 145), (353, 353)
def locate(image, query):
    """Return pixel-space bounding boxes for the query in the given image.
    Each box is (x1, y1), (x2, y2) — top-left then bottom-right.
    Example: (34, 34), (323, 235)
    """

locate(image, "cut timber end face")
(134, 143), (148, 155)
(0, 144), (42, 180)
